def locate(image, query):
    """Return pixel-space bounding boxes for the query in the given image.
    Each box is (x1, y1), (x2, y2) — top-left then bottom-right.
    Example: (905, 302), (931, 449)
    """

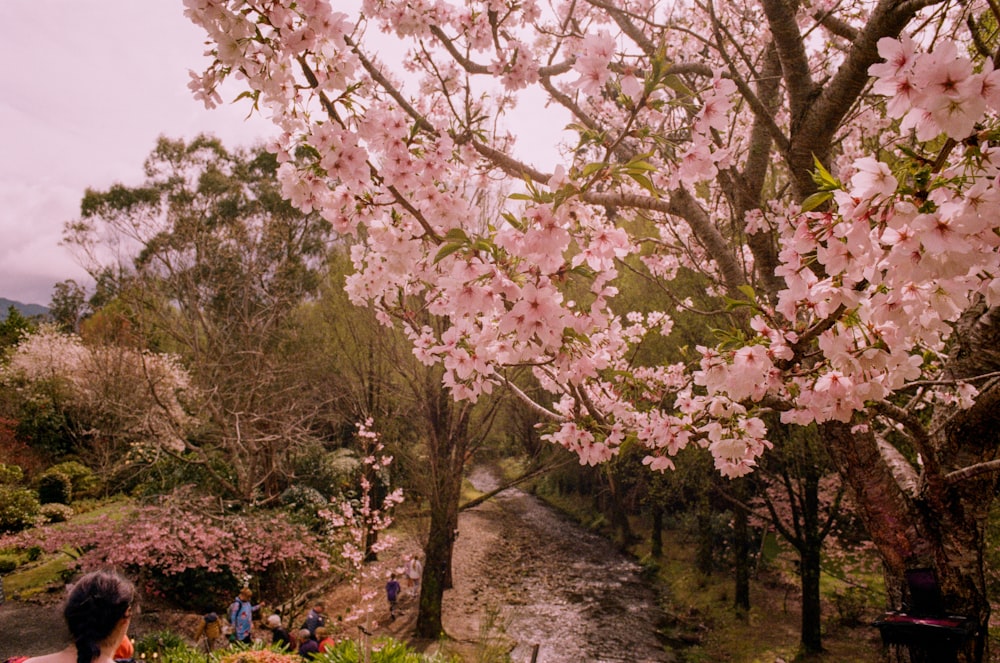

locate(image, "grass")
(1, 496), (137, 599)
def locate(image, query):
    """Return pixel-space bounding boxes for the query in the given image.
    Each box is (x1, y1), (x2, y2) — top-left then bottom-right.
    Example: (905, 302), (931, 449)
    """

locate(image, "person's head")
(298, 628), (313, 641)
(267, 613), (282, 629)
(239, 587), (253, 601)
(315, 626), (328, 640)
(64, 570), (135, 663)
(312, 602), (324, 614)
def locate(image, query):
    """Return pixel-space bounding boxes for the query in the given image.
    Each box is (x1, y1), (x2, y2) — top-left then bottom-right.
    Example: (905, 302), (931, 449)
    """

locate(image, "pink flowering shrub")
(1, 491), (330, 610)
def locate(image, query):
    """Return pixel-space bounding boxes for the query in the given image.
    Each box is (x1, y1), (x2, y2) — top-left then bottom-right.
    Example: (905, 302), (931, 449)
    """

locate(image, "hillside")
(0, 298), (49, 320)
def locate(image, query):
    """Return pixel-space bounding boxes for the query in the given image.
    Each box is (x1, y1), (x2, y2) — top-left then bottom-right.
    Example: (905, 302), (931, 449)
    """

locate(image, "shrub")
(0, 464), (24, 486)
(46, 461), (100, 499)
(40, 502), (74, 523)
(0, 485), (40, 532)
(832, 586), (869, 626)
(37, 470), (72, 505)
(135, 630), (188, 654)
(0, 558), (17, 574)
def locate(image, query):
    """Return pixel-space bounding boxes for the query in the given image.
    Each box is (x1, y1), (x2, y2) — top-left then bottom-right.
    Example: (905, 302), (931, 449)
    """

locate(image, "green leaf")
(810, 154), (841, 191)
(801, 190), (833, 212)
(442, 228), (470, 242)
(580, 161), (609, 178)
(737, 284), (756, 301)
(627, 172), (659, 196)
(433, 242), (465, 264)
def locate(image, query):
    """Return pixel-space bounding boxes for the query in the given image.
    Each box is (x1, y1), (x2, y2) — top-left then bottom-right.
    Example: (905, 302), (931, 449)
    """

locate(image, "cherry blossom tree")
(321, 420), (403, 655)
(0, 326), (194, 479)
(185, 1), (1000, 659)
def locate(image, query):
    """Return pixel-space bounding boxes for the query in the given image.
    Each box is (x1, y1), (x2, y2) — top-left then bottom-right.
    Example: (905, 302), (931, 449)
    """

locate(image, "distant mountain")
(0, 298), (50, 321)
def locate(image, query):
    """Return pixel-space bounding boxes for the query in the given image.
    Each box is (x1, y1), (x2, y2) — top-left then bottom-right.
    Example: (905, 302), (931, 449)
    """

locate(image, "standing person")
(385, 574), (401, 621)
(404, 554), (423, 597)
(8, 570), (135, 663)
(300, 602), (325, 637)
(266, 614), (292, 651)
(228, 588), (263, 645)
(193, 612), (223, 652)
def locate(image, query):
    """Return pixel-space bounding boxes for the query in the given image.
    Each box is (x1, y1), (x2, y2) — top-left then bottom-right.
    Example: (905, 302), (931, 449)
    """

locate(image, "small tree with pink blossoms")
(186, 1), (1000, 659)
(0, 490), (330, 611)
(321, 420), (403, 659)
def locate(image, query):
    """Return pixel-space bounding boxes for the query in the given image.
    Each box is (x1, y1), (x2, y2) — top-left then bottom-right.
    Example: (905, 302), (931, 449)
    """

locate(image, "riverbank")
(0, 467), (883, 662)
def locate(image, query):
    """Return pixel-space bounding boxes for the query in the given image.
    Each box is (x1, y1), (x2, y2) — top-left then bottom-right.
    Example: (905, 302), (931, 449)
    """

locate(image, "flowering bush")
(1, 491), (330, 610)
(0, 326), (196, 462)
(38, 503), (74, 523)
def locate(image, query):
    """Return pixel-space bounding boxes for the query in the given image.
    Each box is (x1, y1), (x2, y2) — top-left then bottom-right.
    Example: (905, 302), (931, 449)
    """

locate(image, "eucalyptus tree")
(65, 135), (333, 502)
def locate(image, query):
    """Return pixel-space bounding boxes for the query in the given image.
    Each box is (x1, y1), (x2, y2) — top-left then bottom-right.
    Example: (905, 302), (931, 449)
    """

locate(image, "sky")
(0, 1), (275, 306)
(0, 1), (566, 308)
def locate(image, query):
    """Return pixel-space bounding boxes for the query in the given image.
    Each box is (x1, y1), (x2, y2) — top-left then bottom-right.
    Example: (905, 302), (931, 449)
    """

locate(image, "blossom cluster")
(182, 1), (1000, 480)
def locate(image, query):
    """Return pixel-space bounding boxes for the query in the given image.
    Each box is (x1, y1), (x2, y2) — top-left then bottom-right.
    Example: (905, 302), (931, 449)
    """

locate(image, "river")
(444, 468), (671, 663)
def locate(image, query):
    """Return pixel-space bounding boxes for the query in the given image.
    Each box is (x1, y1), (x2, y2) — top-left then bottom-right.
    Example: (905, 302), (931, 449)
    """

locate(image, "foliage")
(0, 463), (23, 485)
(219, 650), (300, 663)
(125, 638), (447, 663)
(831, 586), (870, 627)
(64, 135), (335, 503)
(0, 306), (35, 352)
(0, 485), (40, 533)
(39, 502), (74, 523)
(314, 637), (439, 663)
(1, 491), (330, 610)
(49, 280), (88, 333)
(0, 326), (194, 476)
(135, 630), (189, 655)
(36, 470), (72, 505)
(46, 461), (101, 499)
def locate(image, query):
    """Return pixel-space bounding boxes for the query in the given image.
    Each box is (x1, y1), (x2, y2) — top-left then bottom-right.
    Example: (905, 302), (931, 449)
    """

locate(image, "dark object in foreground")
(873, 568), (976, 653)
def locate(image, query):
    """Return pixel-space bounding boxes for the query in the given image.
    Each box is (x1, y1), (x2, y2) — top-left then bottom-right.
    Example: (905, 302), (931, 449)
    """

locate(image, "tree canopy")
(183, 1), (1000, 659)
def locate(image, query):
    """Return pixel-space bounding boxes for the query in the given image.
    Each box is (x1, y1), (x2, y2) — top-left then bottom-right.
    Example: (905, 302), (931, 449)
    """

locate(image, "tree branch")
(760, 0), (815, 122)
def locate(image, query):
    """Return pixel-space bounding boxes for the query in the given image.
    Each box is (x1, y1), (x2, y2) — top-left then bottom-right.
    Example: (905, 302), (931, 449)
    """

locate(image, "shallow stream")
(453, 468), (670, 663)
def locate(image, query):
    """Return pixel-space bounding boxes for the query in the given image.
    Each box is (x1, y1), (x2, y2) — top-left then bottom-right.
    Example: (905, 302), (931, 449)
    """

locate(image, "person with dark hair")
(300, 602), (325, 637)
(4, 570), (135, 663)
(385, 574), (401, 621)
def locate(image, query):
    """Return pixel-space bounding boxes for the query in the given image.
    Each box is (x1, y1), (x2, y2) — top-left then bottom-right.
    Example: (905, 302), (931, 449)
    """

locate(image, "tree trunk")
(415, 494), (458, 638)
(696, 497), (714, 575)
(651, 505), (663, 558)
(733, 504), (751, 613)
(823, 416), (996, 663)
(800, 541), (823, 654)
(731, 475), (752, 613)
(413, 374), (471, 639)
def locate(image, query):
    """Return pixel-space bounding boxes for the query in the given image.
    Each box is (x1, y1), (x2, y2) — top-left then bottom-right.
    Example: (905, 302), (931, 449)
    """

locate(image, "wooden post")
(530, 644), (540, 663)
